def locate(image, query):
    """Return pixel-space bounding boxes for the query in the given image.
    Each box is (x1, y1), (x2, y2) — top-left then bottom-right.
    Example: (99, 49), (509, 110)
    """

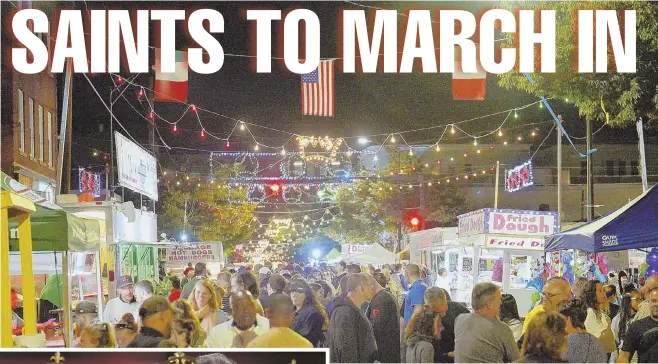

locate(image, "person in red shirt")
(11, 289), (19, 310)
(168, 277), (182, 303)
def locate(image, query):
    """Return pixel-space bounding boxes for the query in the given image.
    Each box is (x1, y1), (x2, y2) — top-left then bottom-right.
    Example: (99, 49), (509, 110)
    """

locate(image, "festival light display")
(505, 160), (534, 192)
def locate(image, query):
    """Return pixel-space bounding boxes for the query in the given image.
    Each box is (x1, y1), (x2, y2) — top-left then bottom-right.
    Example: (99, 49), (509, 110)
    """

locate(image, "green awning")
(327, 248), (341, 260)
(2, 171), (101, 252)
(8, 206), (101, 252)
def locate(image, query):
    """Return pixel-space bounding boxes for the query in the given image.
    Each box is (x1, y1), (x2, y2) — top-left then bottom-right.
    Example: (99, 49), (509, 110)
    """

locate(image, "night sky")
(69, 1), (651, 171)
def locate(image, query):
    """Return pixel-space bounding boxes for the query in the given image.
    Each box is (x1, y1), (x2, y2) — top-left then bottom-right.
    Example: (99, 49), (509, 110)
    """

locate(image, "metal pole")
(637, 117), (648, 193)
(557, 115), (563, 222)
(586, 119), (594, 222)
(494, 161), (500, 209)
(419, 174), (425, 230)
(56, 61), (72, 194)
(109, 89), (115, 194)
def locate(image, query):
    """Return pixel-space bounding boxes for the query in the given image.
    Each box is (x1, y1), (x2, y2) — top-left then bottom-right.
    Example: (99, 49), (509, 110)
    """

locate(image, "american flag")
(301, 60), (335, 117)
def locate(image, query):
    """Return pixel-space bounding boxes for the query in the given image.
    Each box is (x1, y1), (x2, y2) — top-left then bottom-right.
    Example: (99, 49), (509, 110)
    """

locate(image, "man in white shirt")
(103, 276), (138, 324)
(206, 290), (269, 348)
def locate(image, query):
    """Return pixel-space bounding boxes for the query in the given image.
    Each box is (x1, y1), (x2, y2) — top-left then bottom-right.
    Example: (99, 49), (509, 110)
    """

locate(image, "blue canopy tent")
(545, 184), (658, 252)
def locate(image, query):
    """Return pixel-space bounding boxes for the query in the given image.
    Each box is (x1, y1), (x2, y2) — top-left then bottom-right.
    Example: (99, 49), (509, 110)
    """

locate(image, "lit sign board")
(79, 168), (101, 197)
(505, 160), (534, 192)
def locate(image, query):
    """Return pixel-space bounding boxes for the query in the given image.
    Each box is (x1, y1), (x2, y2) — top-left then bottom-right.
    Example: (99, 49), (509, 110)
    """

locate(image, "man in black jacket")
(328, 273), (377, 363)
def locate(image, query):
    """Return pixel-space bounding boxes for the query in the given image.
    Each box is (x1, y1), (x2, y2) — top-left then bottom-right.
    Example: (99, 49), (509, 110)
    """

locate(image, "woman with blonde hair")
(190, 279), (225, 333)
(404, 310), (441, 363)
(170, 299), (207, 347)
(517, 312), (569, 363)
(79, 322), (117, 348)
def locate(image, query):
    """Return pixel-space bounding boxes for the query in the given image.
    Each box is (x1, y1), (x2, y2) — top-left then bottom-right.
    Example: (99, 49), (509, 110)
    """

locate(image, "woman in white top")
(500, 293), (523, 342)
(583, 279), (616, 354)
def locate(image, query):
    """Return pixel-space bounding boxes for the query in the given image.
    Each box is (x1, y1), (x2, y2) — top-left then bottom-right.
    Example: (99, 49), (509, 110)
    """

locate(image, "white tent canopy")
(10, 251), (63, 275)
(351, 243), (396, 265)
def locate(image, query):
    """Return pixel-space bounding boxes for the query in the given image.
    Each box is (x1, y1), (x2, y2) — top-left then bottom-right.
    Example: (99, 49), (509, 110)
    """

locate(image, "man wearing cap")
(103, 275), (138, 324)
(127, 296), (179, 348)
(73, 301), (99, 347)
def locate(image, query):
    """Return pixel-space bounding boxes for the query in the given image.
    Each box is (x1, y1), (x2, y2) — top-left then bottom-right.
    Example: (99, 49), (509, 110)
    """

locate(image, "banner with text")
(115, 132), (158, 201)
(166, 243), (223, 264)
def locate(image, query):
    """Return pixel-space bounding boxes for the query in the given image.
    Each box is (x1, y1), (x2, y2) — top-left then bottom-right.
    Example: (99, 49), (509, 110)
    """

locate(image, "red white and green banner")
(154, 49), (188, 102)
(452, 45), (486, 101)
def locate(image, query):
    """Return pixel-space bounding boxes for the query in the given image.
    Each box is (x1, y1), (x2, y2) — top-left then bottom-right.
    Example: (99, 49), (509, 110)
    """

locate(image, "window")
(29, 98), (34, 158)
(618, 161), (627, 176)
(47, 112), (53, 168)
(606, 160), (614, 176)
(17, 90), (24, 152)
(38, 105), (44, 162)
(631, 161), (639, 176)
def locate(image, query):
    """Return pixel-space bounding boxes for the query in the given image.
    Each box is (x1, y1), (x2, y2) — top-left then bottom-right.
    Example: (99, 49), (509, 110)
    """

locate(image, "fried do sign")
(166, 244), (222, 263)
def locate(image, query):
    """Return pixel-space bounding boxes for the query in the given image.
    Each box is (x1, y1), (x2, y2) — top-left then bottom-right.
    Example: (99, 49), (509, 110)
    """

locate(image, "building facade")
(1, 1), (58, 202)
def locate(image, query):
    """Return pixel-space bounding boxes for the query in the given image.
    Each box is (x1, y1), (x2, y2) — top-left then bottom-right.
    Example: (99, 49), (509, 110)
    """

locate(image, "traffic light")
(407, 215), (422, 231)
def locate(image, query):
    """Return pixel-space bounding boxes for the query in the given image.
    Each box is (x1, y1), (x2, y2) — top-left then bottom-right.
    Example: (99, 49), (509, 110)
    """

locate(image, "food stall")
(545, 183), (658, 284)
(409, 227), (461, 296)
(457, 208), (559, 314)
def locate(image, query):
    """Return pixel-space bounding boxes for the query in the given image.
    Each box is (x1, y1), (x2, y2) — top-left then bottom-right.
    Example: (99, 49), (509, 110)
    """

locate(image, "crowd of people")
(70, 259), (658, 364)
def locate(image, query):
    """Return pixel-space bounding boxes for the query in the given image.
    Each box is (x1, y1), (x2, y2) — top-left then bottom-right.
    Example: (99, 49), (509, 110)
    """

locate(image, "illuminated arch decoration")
(297, 136), (344, 163)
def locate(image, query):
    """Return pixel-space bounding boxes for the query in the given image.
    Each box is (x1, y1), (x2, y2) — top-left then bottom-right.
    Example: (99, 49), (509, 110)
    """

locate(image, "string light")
(473, 138), (478, 146)
(390, 135), (396, 143)
(254, 144), (259, 151)
(450, 157), (454, 161)
(173, 125), (178, 132)
(93, 151), (98, 157)
(281, 148), (286, 155)
(504, 141), (508, 145)
(531, 131), (536, 136)
(498, 129), (503, 137)
(518, 136), (522, 141)
(477, 149), (481, 154)
(200, 130), (206, 138)
(514, 110), (518, 118)
(450, 125), (456, 134)
(435, 145), (440, 152)
(226, 141), (230, 148)
(190, 104), (198, 112)
(428, 182), (432, 186)
(239, 123), (245, 131)
(409, 149), (413, 156)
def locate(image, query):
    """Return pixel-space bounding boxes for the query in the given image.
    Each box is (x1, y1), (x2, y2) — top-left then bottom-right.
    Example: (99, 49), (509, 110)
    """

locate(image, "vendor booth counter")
(457, 209), (559, 314)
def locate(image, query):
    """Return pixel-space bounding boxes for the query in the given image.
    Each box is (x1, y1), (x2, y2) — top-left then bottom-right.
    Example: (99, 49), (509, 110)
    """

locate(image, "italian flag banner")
(154, 49), (189, 102)
(452, 45), (486, 101)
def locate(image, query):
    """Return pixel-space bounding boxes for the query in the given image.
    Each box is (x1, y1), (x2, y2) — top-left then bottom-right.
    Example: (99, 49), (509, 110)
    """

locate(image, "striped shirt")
(221, 295), (232, 316)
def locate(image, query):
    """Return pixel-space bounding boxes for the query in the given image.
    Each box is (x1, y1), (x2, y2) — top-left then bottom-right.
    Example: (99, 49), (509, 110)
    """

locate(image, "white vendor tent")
(351, 243), (396, 265)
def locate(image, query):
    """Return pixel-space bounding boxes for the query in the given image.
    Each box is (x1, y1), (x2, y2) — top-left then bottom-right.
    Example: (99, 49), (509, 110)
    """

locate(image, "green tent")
(2, 171), (101, 252)
(327, 248), (341, 260)
(8, 206), (101, 252)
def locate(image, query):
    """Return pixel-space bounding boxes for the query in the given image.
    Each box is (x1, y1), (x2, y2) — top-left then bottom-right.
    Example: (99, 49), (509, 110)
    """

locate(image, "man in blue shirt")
(403, 263), (428, 325)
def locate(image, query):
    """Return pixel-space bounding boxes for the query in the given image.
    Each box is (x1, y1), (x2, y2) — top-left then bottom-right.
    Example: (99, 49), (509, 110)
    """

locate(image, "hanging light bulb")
(531, 131), (536, 136)
(239, 123), (245, 131)
(514, 110), (518, 118)
(148, 112), (154, 121)
(281, 148), (286, 155)
(254, 144), (259, 151)
(226, 141), (230, 148)
(435, 145), (440, 152)
(476, 149), (481, 154)
(409, 149), (413, 156)
(539, 103), (544, 109)
(190, 104), (197, 112)
(498, 129), (503, 137)
(428, 182), (432, 186)
(173, 125), (178, 132)
(504, 141), (508, 145)
(517, 136), (522, 141)
(473, 138), (478, 146)
(450, 125), (456, 134)
(390, 135), (396, 143)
